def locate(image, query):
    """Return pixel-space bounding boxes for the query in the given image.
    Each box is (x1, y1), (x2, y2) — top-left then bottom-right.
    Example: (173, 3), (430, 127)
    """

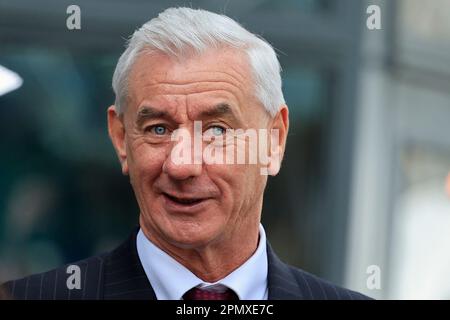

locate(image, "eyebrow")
(135, 106), (170, 127)
(135, 103), (239, 127)
(198, 103), (237, 121)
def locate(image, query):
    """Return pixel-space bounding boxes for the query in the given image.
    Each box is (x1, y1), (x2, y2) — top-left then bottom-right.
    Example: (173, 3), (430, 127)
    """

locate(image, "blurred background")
(0, 0), (449, 299)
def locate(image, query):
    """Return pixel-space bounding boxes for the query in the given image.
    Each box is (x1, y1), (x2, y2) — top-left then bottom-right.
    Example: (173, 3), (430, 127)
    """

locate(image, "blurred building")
(347, 0), (450, 299)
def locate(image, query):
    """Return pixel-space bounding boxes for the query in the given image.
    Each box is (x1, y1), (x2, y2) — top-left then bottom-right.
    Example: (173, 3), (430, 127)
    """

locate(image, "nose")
(162, 156), (203, 181)
(162, 129), (203, 180)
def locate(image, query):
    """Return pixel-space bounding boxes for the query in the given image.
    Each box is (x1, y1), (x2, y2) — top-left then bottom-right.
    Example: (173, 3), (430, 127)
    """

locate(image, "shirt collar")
(136, 224), (268, 300)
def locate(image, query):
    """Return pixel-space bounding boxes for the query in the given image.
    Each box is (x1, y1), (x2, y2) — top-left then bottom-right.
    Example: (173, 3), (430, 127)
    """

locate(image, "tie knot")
(183, 287), (239, 300)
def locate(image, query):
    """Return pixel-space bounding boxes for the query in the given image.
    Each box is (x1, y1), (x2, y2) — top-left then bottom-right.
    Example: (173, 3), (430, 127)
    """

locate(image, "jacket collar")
(103, 227), (304, 300)
(266, 242), (304, 299)
(103, 227), (156, 300)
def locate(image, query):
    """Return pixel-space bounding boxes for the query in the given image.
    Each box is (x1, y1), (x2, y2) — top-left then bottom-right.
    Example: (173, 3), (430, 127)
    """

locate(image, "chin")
(164, 222), (223, 249)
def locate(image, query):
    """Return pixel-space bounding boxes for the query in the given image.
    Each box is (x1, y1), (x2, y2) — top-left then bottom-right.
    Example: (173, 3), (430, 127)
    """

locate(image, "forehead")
(127, 48), (255, 113)
(130, 46), (251, 83)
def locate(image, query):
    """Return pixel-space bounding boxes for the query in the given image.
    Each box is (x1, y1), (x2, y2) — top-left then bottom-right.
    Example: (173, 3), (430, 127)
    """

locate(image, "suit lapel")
(103, 227), (157, 300)
(266, 242), (305, 299)
(101, 229), (307, 300)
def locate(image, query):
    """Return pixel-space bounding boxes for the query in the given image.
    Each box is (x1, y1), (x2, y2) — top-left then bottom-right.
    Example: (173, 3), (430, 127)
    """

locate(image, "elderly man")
(2, 8), (368, 300)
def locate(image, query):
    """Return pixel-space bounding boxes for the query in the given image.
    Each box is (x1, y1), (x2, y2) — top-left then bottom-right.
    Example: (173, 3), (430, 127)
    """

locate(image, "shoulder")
(286, 264), (372, 300)
(1, 253), (108, 300)
(1, 228), (153, 300)
(266, 242), (372, 300)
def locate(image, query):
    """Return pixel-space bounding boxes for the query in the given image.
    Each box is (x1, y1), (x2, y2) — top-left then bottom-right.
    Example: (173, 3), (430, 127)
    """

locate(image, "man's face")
(108, 48), (288, 249)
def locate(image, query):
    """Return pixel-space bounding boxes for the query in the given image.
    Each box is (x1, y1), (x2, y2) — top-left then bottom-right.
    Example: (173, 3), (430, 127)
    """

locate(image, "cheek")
(128, 141), (167, 185)
(207, 163), (260, 205)
(233, 165), (266, 207)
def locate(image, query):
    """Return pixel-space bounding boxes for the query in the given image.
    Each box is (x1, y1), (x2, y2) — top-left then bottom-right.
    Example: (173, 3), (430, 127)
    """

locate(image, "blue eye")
(151, 125), (167, 135)
(210, 126), (225, 136)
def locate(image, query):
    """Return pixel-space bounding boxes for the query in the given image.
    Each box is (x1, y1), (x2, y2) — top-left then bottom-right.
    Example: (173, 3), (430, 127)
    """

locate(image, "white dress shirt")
(136, 224), (268, 300)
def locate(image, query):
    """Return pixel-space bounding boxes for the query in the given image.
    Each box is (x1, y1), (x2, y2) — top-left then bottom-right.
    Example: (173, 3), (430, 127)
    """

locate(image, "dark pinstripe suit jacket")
(1, 228), (369, 300)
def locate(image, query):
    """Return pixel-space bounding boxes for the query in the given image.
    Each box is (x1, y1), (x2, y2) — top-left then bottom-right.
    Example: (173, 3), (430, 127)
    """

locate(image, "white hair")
(112, 7), (285, 117)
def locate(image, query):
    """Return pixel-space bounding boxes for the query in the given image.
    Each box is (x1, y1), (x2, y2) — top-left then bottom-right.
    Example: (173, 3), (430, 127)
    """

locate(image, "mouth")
(162, 192), (211, 211)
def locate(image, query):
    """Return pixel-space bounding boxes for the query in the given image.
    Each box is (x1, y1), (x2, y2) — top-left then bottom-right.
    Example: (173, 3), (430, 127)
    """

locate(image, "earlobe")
(267, 154), (281, 176)
(107, 105), (129, 175)
(266, 127), (281, 176)
(121, 160), (129, 175)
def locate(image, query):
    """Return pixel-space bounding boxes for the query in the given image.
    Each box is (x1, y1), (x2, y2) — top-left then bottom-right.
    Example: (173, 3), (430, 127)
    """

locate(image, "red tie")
(183, 287), (239, 300)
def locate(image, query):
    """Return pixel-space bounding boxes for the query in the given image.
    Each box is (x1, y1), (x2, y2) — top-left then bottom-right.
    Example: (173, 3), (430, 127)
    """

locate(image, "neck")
(140, 217), (261, 283)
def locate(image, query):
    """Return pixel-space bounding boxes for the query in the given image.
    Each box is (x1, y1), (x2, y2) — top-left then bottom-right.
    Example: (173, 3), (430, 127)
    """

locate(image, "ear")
(267, 105), (289, 176)
(107, 105), (129, 175)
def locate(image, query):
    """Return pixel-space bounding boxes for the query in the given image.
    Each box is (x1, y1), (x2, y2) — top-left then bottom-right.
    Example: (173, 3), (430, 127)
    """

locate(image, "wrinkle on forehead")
(125, 48), (260, 123)
(132, 91), (244, 126)
(128, 48), (253, 98)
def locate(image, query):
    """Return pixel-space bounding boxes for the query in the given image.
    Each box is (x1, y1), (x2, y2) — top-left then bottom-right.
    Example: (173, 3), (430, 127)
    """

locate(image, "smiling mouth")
(162, 193), (206, 206)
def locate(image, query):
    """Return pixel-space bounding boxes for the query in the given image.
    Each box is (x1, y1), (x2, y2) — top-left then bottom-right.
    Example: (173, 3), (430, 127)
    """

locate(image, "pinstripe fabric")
(1, 228), (370, 300)
(266, 242), (370, 300)
(102, 229), (156, 300)
(2, 254), (107, 300)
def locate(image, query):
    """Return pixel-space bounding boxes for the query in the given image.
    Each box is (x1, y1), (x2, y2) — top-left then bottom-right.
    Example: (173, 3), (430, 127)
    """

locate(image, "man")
(2, 8), (368, 300)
